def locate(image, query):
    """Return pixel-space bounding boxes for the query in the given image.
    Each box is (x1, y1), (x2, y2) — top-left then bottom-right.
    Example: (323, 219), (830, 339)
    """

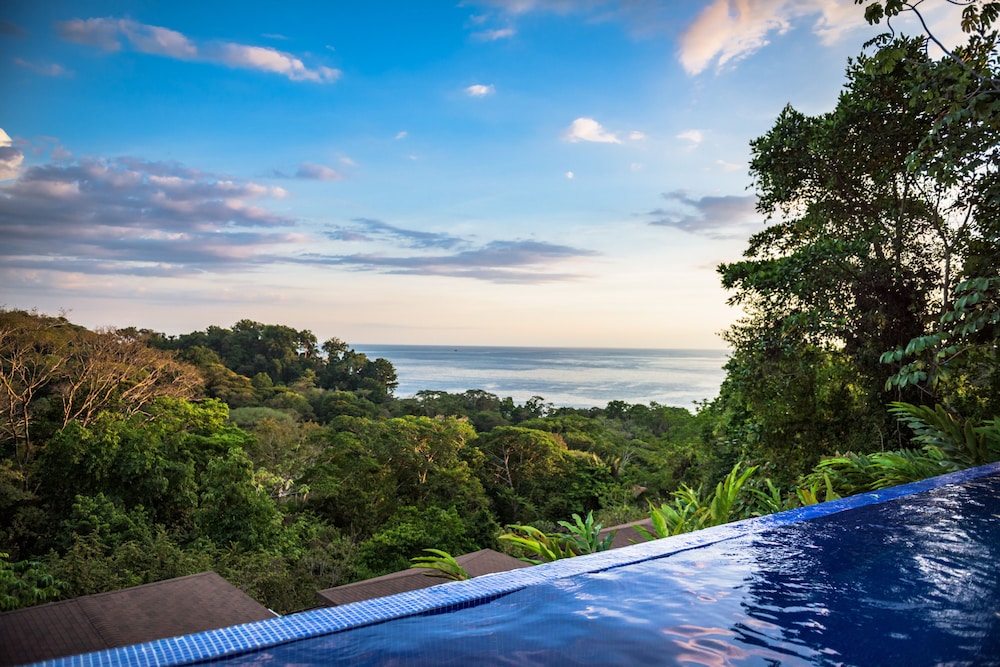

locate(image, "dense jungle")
(2, 0), (998, 614)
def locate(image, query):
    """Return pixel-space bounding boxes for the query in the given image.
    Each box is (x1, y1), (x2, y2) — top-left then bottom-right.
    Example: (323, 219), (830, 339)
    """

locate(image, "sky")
(0, 1), (956, 349)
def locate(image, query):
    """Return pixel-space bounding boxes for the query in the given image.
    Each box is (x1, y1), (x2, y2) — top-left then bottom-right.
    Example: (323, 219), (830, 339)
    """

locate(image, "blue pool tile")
(27, 461), (1000, 667)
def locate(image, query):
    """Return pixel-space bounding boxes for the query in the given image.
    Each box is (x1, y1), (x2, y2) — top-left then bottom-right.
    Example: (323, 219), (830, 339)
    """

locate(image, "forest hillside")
(2, 0), (998, 614)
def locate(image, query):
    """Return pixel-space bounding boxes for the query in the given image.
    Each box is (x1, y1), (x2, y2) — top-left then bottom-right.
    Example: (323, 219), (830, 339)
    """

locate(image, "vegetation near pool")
(1, 5), (998, 665)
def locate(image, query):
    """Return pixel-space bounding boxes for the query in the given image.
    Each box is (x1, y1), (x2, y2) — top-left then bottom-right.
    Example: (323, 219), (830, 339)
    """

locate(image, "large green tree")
(713, 2), (999, 479)
(858, 0), (1000, 420)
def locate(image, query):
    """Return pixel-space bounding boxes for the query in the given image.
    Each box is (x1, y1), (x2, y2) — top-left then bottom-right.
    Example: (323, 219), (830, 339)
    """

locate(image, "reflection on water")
(205, 473), (1000, 666)
(739, 477), (1000, 665)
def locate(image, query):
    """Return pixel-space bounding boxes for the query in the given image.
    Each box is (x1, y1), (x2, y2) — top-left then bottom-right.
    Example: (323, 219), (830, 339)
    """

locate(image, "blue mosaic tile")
(27, 460), (1000, 667)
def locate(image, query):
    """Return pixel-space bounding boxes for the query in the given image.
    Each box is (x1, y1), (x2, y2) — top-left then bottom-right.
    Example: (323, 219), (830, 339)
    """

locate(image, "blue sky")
(0, 1), (949, 348)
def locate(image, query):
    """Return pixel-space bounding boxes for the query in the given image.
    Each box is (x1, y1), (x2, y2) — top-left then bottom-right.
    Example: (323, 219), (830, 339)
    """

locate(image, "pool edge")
(28, 460), (1000, 667)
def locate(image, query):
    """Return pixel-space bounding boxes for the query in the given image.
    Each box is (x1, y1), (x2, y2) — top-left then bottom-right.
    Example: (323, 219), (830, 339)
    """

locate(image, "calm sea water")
(354, 345), (729, 409)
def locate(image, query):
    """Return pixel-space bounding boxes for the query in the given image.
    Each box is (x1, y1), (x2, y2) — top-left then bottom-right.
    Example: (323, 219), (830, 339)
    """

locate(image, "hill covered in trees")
(2, 0), (998, 614)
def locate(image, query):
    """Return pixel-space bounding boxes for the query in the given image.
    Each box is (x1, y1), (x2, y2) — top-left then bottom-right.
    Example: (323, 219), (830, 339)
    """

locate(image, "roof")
(316, 548), (531, 607)
(0, 571), (276, 667)
(601, 517), (656, 550)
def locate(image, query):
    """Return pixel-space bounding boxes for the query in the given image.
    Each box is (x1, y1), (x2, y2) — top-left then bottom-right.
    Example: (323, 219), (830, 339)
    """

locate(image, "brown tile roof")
(0, 571), (275, 667)
(601, 517), (656, 550)
(316, 548), (531, 607)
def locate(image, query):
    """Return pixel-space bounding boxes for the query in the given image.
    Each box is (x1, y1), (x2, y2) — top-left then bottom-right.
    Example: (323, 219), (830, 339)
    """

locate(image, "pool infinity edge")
(28, 460), (1000, 667)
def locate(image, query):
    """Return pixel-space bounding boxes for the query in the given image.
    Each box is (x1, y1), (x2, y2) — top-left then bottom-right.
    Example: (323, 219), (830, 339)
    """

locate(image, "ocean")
(353, 345), (729, 410)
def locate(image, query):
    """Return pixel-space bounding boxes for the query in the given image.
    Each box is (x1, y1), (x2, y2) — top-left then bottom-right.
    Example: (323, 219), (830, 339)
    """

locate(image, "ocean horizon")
(354, 345), (729, 410)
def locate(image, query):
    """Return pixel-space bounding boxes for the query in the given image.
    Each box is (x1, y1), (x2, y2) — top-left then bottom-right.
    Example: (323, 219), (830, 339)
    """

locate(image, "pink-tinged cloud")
(56, 17), (340, 83)
(123, 21), (197, 59)
(646, 190), (763, 239)
(57, 17), (124, 50)
(13, 58), (73, 77)
(0, 129), (23, 181)
(0, 155), (299, 276)
(296, 163), (344, 181)
(678, 0), (870, 75)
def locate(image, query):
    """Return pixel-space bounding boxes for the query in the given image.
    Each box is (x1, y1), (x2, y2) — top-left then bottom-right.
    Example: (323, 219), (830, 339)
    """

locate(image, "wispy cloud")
(473, 27), (516, 40)
(14, 58), (73, 77)
(0, 20), (29, 38)
(563, 118), (621, 144)
(300, 239), (597, 283)
(646, 190), (762, 239)
(295, 162), (343, 181)
(1, 147), (596, 284)
(326, 218), (465, 250)
(678, 0), (871, 75)
(716, 159), (744, 172)
(465, 83), (496, 97)
(0, 154), (296, 276)
(395, 131), (408, 140)
(467, 0), (873, 76)
(56, 17), (340, 83)
(677, 129), (703, 146)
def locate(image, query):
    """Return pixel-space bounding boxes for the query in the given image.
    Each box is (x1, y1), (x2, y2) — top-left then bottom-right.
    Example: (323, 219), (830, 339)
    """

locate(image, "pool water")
(204, 470), (1000, 666)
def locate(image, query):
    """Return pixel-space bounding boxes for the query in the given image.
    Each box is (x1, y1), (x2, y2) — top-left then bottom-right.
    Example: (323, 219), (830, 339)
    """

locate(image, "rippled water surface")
(354, 345), (728, 408)
(219, 473), (1000, 666)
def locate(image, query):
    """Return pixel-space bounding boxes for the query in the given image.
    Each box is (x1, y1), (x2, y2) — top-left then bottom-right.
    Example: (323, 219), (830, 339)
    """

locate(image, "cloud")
(213, 43), (340, 83)
(465, 83), (496, 97)
(395, 131), (408, 140)
(473, 27), (516, 40)
(563, 118), (621, 144)
(300, 239), (597, 283)
(57, 17), (124, 50)
(0, 148), (597, 285)
(56, 17), (340, 83)
(295, 162), (343, 181)
(566, 171), (575, 179)
(646, 190), (762, 239)
(677, 129), (703, 145)
(678, 0), (870, 75)
(628, 131), (646, 141)
(326, 218), (465, 250)
(0, 129), (24, 181)
(0, 154), (297, 276)
(716, 159), (744, 172)
(14, 58), (73, 77)
(0, 20), (28, 38)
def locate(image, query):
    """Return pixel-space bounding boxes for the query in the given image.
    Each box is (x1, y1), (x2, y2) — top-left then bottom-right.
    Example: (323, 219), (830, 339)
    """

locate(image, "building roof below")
(0, 571), (275, 667)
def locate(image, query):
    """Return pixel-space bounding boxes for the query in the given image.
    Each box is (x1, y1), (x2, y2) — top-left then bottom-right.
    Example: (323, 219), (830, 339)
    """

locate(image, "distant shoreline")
(352, 346), (728, 410)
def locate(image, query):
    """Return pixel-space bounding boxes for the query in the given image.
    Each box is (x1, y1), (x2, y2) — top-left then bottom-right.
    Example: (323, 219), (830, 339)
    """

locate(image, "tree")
(0, 311), (202, 470)
(713, 21), (1000, 476)
(474, 426), (611, 524)
(857, 1), (1000, 420)
(195, 448), (283, 551)
(303, 416), (494, 543)
(0, 310), (72, 468)
(54, 327), (203, 430)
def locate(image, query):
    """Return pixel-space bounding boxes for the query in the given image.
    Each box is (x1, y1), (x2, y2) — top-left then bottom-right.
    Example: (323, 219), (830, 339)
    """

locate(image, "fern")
(889, 402), (1000, 468)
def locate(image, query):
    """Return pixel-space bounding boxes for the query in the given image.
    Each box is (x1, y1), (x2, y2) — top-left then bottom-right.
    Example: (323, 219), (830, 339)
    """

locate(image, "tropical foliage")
(2, 0), (998, 616)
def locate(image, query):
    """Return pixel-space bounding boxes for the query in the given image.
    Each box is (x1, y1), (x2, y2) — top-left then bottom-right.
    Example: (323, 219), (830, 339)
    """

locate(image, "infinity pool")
(36, 463), (1000, 666)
